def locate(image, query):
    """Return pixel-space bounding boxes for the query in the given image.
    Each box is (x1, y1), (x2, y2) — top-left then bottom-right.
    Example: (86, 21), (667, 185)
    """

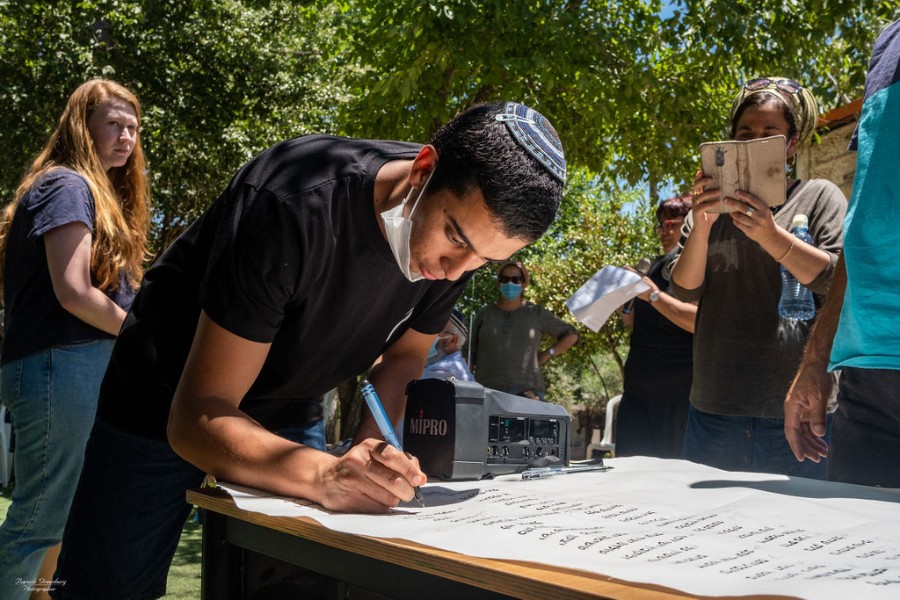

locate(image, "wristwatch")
(648, 290), (661, 303)
(547, 347), (556, 357)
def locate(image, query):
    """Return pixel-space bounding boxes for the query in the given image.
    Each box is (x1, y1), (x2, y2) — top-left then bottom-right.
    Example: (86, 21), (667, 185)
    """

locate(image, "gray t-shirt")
(669, 179), (846, 417)
(471, 302), (576, 396)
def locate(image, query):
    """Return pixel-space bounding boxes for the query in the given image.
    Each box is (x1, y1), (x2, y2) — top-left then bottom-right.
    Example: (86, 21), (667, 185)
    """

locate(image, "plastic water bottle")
(778, 214), (816, 321)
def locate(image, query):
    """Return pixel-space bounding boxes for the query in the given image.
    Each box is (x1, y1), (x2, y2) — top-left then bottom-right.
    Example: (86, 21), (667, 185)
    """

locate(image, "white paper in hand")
(566, 266), (650, 332)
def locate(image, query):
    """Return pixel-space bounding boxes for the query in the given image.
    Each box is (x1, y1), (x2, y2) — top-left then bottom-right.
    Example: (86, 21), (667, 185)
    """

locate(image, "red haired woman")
(0, 79), (150, 597)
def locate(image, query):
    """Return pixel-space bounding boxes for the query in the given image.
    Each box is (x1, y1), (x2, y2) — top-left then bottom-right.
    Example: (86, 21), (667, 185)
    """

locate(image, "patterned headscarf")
(729, 77), (819, 144)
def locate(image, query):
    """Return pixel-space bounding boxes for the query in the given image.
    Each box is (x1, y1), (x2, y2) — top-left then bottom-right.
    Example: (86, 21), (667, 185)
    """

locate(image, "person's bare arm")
(167, 311), (425, 512)
(45, 222), (127, 335)
(784, 254), (847, 462)
(724, 190), (831, 285)
(646, 289), (698, 333)
(671, 173), (720, 291)
(539, 331), (578, 366)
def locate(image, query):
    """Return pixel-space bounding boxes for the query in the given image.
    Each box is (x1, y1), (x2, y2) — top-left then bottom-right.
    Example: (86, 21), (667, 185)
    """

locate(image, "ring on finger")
(746, 207), (755, 217)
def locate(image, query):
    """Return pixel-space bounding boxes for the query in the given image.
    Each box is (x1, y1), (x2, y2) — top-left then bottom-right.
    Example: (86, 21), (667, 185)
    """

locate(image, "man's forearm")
(799, 253), (847, 372)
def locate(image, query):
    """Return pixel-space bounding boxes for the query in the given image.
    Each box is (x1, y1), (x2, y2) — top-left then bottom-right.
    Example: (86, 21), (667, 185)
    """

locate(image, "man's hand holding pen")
(313, 438), (426, 513)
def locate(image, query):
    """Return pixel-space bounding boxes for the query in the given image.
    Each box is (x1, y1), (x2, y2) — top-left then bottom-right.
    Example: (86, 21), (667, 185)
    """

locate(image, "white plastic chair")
(0, 405), (12, 487)
(586, 394), (621, 458)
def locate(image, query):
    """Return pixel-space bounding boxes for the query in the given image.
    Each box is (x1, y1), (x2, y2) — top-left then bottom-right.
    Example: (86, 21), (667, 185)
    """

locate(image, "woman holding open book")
(669, 77), (846, 478)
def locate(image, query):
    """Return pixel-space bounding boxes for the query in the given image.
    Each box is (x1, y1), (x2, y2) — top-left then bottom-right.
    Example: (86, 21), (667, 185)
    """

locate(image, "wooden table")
(187, 487), (694, 600)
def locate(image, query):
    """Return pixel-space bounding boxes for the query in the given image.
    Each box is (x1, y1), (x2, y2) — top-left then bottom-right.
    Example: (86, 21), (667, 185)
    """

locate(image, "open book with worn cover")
(699, 134), (786, 213)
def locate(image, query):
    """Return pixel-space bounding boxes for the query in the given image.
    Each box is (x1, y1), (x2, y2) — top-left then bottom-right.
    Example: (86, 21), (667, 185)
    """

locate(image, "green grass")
(165, 509), (203, 599)
(0, 485), (202, 599)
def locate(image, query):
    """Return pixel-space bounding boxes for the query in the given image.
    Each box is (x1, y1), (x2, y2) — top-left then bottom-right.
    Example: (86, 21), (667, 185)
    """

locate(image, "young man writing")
(52, 101), (566, 599)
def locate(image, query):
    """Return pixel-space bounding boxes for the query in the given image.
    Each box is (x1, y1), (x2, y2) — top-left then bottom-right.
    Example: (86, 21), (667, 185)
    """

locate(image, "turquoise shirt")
(830, 20), (900, 370)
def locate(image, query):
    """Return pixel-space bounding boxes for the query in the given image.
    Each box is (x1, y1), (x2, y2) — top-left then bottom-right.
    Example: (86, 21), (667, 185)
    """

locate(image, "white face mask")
(380, 166), (436, 282)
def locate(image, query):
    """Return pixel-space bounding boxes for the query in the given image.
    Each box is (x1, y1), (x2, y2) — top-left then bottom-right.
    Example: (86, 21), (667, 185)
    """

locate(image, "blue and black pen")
(359, 380), (425, 507)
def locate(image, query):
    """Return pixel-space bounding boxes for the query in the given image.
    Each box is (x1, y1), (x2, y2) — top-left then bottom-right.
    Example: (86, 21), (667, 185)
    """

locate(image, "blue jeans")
(274, 419), (326, 448)
(0, 339), (115, 600)
(682, 405), (831, 479)
(53, 417), (328, 600)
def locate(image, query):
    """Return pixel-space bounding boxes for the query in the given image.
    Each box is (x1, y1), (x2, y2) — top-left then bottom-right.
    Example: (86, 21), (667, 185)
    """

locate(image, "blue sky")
(659, 1), (682, 20)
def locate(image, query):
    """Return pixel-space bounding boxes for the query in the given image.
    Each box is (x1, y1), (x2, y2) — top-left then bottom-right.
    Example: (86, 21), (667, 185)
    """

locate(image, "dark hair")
(656, 195), (692, 223)
(428, 102), (563, 242)
(730, 93), (798, 140)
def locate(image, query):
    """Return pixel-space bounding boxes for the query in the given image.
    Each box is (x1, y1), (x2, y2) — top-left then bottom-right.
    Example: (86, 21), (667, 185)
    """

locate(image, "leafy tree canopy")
(0, 1), (894, 408)
(2, 1), (892, 224)
(337, 0), (894, 194)
(0, 0), (346, 249)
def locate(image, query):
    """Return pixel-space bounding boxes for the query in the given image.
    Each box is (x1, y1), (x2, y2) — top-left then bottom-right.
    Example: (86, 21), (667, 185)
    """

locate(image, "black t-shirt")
(1, 168), (135, 365)
(622, 252), (693, 401)
(98, 135), (470, 438)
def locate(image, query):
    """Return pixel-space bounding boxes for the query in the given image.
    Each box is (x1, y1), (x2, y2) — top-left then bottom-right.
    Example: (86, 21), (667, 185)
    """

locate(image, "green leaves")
(0, 0), (893, 407)
(0, 0), (347, 250)
(3, 1), (890, 215)
(454, 168), (658, 408)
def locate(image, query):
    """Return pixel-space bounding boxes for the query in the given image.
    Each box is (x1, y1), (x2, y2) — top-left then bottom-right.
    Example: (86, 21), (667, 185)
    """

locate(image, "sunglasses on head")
(743, 77), (804, 96)
(498, 275), (524, 284)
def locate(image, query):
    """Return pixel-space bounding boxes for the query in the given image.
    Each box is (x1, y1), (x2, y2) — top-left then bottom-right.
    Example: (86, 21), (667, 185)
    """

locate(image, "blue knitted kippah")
(495, 102), (566, 183)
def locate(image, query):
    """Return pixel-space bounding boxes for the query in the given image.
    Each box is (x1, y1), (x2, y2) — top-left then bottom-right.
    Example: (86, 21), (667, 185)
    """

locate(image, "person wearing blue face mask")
(470, 260), (578, 401)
